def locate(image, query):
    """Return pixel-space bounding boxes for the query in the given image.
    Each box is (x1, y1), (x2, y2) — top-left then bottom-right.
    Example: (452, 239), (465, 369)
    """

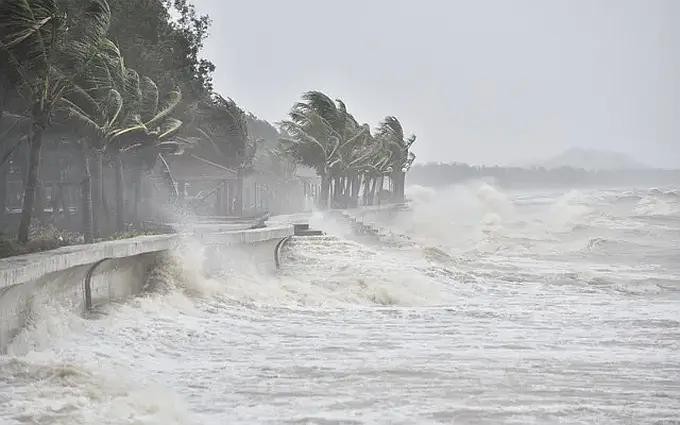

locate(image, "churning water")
(1, 183), (679, 424)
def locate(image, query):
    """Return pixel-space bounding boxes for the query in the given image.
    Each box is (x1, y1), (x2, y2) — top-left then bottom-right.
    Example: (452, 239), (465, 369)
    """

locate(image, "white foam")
(2, 185), (679, 424)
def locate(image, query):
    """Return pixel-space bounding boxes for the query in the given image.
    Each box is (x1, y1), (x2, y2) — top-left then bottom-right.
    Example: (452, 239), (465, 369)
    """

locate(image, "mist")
(194, 0), (680, 168)
(1, 1), (679, 424)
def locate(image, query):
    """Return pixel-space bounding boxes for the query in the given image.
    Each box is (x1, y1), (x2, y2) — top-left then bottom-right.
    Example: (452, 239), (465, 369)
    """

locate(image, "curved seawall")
(0, 226), (293, 353)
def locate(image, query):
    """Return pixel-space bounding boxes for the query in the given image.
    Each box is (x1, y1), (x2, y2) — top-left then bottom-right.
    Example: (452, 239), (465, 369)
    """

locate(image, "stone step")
(294, 229), (324, 237)
(293, 223), (310, 234)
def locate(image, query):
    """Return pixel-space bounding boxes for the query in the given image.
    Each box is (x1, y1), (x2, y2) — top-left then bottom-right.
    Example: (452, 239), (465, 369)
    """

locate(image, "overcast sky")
(192, 0), (679, 168)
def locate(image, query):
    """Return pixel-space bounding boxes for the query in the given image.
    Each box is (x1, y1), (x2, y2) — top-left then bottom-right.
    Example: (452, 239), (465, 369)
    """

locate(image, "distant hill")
(407, 161), (679, 189)
(525, 148), (649, 171)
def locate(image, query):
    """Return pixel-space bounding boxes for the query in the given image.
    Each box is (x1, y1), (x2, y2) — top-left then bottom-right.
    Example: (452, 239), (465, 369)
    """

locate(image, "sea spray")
(1, 186), (679, 424)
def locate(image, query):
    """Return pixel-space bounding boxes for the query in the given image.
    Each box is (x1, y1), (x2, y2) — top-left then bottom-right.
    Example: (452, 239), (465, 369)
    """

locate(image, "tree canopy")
(280, 91), (416, 207)
(0, 0), (418, 246)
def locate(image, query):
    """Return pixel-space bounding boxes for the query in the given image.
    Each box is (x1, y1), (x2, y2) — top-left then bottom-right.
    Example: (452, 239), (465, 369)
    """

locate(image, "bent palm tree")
(376, 117), (416, 202)
(186, 95), (255, 216)
(0, 0), (111, 242)
(61, 41), (183, 233)
(280, 91), (367, 208)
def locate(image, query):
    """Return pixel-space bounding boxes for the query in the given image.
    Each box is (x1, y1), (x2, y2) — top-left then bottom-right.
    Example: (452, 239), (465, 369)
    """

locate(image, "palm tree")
(217, 96), (253, 215)
(375, 117), (416, 203)
(361, 134), (393, 206)
(280, 91), (367, 209)
(112, 81), (183, 228)
(0, 111), (29, 219)
(54, 38), (122, 240)
(60, 39), (183, 234)
(101, 83), (183, 232)
(0, 0), (111, 242)
(187, 95), (255, 216)
(330, 121), (374, 207)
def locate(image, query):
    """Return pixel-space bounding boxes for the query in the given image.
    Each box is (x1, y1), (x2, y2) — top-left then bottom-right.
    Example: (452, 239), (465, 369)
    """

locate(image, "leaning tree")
(375, 116), (416, 203)
(97, 76), (183, 232)
(0, 0), (111, 242)
(60, 39), (183, 235)
(279, 91), (367, 209)
(185, 94), (256, 216)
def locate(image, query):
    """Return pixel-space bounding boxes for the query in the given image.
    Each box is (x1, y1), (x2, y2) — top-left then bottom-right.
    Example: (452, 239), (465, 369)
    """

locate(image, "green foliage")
(0, 0), (112, 114)
(376, 116), (417, 172)
(0, 0), (418, 241)
(186, 94), (255, 171)
(0, 0), (113, 243)
(57, 37), (186, 170)
(0, 225), (81, 258)
(279, 91), (415, 179)
(246, 114), (297, 179)
(0, 225), (169, 259)
(106, 0), (214, 102)
(279, 90), (417, 207)
(280, 91), (359, 176)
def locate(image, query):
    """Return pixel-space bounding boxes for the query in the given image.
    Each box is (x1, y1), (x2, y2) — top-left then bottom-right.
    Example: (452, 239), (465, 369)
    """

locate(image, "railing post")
(83, 258), (110, 312)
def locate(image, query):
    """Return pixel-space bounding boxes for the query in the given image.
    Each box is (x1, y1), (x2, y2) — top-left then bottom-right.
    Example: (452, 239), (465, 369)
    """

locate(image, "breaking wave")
(2, 182), (680, 424)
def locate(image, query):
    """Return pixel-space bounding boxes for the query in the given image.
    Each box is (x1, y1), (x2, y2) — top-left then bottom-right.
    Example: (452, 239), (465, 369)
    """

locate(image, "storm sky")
(192, 0), (680, 168)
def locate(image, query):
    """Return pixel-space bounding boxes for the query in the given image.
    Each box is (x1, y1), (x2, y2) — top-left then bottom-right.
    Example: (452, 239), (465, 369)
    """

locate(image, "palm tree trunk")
(0, 160), (7, 220)
(215, 181), (223, 215)
(101, 185), (111, 235)
(319, 174), (330, 209)
(344, 175), (351, 208)
(236, 168), (244, 216)
(54, 180), (64, 218)
(362, 174), (371, 206)
(80, 145), (94, 243)
(391, 173), (397, 202)
(373, 176), (385, 205)
(34, 180), (45, 219)
(17, 124), (44, 243)
(114, 154), (125, 232)
(49, 181), (58, 219)
(133, 168), (142, 226)
(157, 153), (178, 203)
(351, 173), (361, 207)
(368, 177), (377, 206)
(396, 171), (406, 202)
(91, 151), (102, 237)
(331, 177), (339, 208)
(0, 77), (5, 125)
(0, 79), (8, 206)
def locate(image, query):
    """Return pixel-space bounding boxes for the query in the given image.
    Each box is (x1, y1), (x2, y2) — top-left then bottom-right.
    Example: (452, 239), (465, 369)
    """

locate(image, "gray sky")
(192, 0), (680, 168)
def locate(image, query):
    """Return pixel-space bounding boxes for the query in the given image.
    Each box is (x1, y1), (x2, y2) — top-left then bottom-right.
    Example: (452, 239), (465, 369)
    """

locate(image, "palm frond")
(157, 117), (182, 139)
(139, 76), (159, 119)
(58, 97), (102, 135)
(144, 89), (181, 129)
(103, 89), (123, 129)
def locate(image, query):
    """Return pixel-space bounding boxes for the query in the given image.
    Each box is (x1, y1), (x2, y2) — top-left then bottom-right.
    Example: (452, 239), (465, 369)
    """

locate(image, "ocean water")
(1, 183), (679, 424)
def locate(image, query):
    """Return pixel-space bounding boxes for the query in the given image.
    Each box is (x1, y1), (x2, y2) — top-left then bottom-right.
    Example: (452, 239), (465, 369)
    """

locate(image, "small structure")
(165, 154), (239, 216)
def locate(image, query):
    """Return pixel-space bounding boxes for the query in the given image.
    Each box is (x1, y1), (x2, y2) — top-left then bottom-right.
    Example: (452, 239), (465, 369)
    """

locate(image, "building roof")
(166, 154), (237, 181)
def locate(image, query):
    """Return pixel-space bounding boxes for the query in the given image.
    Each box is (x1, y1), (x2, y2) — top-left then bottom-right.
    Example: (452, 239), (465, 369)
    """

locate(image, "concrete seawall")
(343, 203), (409, 225)
(0, 225), (293, 353)
(330, 203), (409, 237)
